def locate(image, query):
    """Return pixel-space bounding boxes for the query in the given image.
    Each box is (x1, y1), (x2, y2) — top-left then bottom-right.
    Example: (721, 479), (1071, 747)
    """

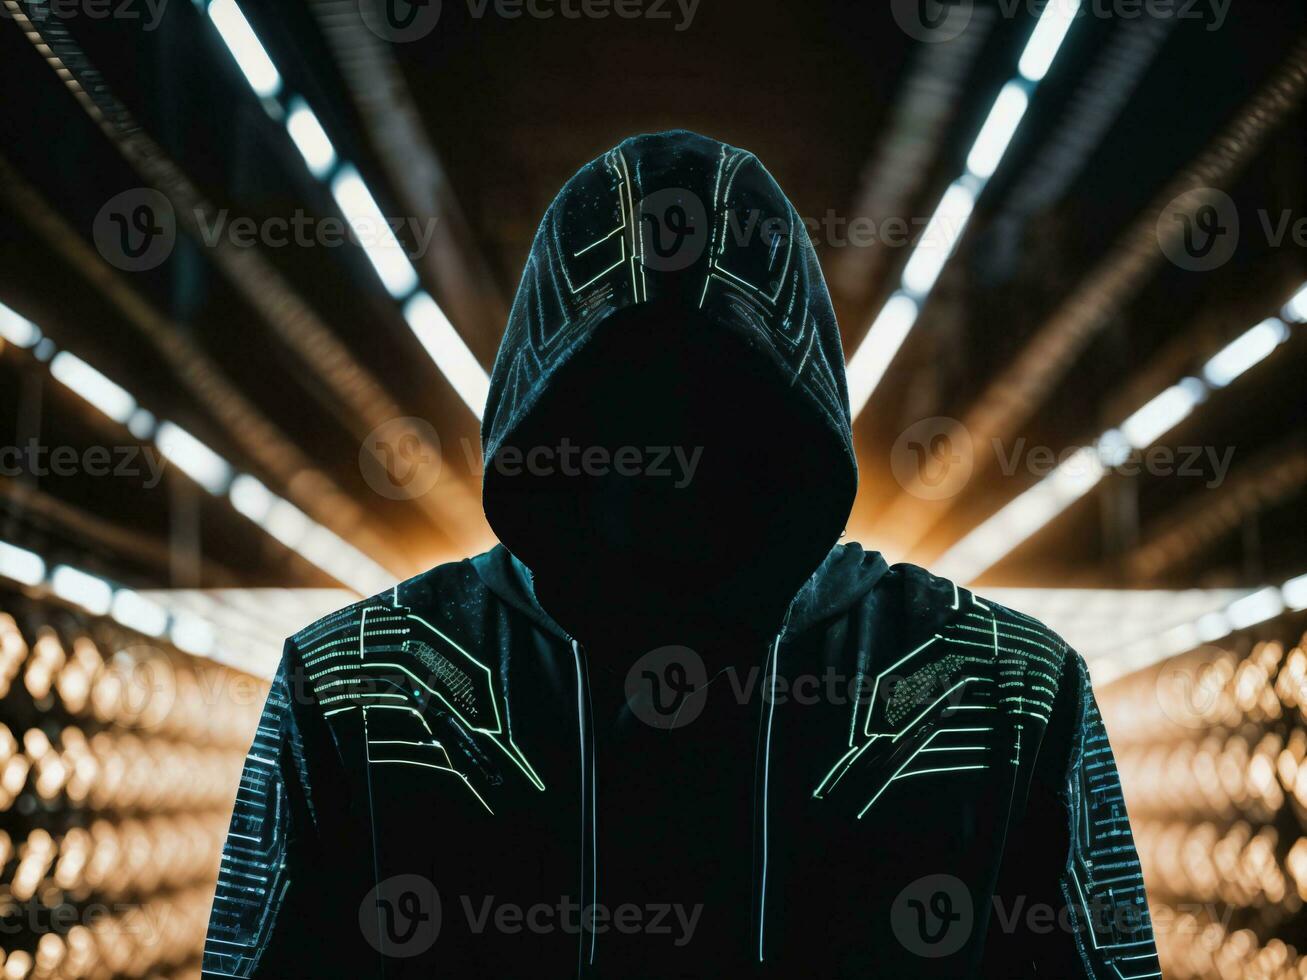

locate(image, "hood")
(479, 130), (861, 634)
(472, 541), (891, 642)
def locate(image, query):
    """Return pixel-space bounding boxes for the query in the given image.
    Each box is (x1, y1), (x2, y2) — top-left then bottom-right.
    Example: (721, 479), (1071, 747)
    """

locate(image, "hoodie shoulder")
(287, 557), (489, 656)
(788, 542), (889, 631)
(877, 560), (1071, 655)
(938, 573), (1073, 730)
(971, 593), (1073, 718)
(862, 561), (1074, 731)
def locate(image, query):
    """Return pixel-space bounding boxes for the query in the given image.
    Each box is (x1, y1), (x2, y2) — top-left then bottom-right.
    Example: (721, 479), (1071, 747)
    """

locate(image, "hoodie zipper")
(572, 639), (598, 978)
(574, 621), (788, 974)
(754, 627), (785, 964)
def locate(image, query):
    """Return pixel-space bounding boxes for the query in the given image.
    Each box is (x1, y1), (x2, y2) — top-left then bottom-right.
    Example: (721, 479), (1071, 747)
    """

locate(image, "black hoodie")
(202, 132), (1159, 979)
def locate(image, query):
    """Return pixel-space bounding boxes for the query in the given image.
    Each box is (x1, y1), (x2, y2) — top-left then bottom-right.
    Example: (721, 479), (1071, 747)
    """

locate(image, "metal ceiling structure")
(0, 0), (1303, 603)
(1, 5), (1307, 979)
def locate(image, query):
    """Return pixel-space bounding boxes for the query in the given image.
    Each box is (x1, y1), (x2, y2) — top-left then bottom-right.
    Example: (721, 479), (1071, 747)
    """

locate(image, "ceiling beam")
(5, 0), (491, 555)
(0, 153), (415, 579)
(868, 34), (1307, 561)
(308, 0), (509, 363)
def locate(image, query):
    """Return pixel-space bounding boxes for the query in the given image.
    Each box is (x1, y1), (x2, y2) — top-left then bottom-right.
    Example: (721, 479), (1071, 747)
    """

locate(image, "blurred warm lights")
(1102, 628), (1307, 980)
(0, 590), (266, 978)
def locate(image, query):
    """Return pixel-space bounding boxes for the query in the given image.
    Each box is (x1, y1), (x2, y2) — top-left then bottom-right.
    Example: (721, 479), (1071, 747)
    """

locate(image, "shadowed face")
(488, 303), (846, 639)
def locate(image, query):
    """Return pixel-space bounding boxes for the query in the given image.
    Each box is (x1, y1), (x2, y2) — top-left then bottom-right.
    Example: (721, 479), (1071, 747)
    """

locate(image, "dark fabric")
(203, 132), (1158, 979)
(480, 131), (858, 641)
(480, 130), (855, 502)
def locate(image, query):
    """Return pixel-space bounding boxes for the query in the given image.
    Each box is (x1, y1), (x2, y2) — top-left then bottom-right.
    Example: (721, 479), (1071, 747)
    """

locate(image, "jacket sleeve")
(985, 648), (1162, 979)
(202, 640), (376, 978)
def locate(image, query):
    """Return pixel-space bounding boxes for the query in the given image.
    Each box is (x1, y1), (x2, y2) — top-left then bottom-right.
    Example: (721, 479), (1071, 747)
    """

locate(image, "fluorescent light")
(49, 351), (136, 424)
(1282, 282), (1307, 323)
(1226, 586), (1284, 630)
(51, 565), (113, 615)
(1090, 581), (1301, 678)
(330, 553), (391, 596)
(229, 474), (274, 523)
(1202, 318), (1289, 388)
(330, 166), (420, 299)
(1156, 621), (1202, 659)
(110, 589), (168, 637)
(1195, 611), (1231, 643)
(171, 612), (216, 656)
(296, 526), (390, 595)
(850, 0), (1083, 420)
(264, 497), (312, 549)
(934, 449), (1105, 583)
(231, 480), (391, 594)
(901, 181), (977, 296)
(1118, 379), (1203, 449)
(1283, 573), (1307, 611)
(846, 292), (919, 417)
(156, 421), (233, 495)
(0, 541), (45, 586)
(935, 305), (1291, 584)
(403, 292), (490, 416)
(216, 472), (400, 602)
(127, 408), (157, 441)
(297, 524), (344, 569)
(965, 82), (1030, 180)
(208, 0), (282, 98)
(286, 99), (337, 179)
(0, 302), (40, 348)
(1095, 428), (1131, 468)
(1018, 0), (1082, 82)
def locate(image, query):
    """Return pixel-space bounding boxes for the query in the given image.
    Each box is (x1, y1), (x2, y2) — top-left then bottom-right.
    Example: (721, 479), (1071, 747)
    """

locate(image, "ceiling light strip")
(847, 0), (1085, 417)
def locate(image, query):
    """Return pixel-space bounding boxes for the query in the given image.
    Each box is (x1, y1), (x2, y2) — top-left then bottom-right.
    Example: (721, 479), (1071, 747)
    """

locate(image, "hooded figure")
(203, 132), (1158, 978)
